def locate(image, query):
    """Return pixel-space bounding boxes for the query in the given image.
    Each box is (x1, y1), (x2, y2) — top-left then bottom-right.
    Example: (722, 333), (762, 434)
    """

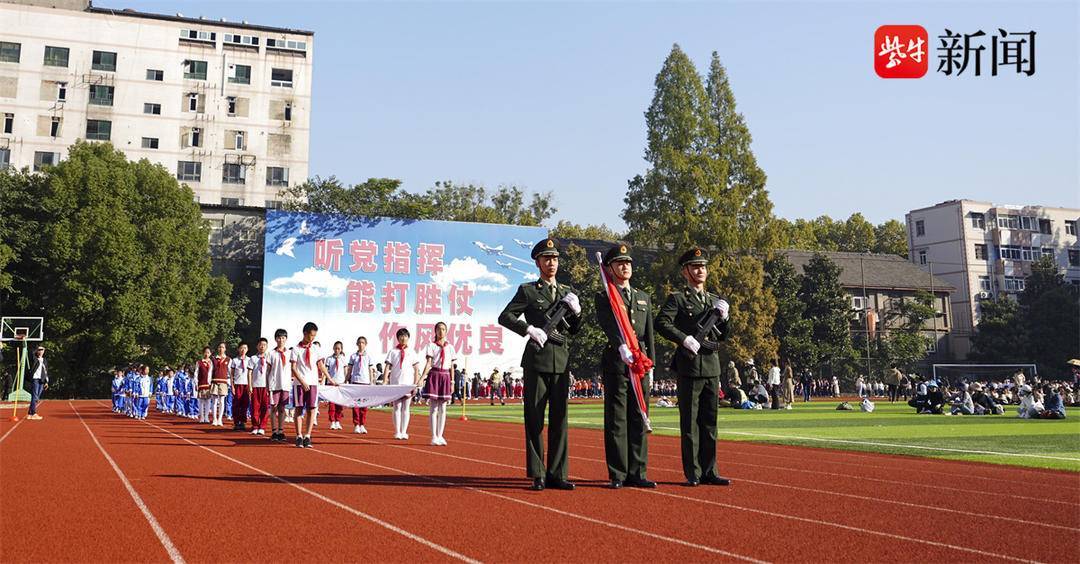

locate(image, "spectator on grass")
(1012, 369), (1026, 390)
(724, 360), (742, 401)
(800, 369), (813, 402)
(855, 375), (866, 398)
(782, 362), (795, 409)
(949, 385), (975, 415)
(749, 382), (769, 408)
(767, 359), (781, 409)
(970, 383), (1003, 415)
(831, 375), (841, 397)
(1016, 385), (1042, 418)
(1040, 385), (1066, 419)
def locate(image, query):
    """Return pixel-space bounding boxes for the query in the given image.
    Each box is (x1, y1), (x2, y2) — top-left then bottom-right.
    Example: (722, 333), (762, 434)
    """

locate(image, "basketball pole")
(10, 338), (27, 421)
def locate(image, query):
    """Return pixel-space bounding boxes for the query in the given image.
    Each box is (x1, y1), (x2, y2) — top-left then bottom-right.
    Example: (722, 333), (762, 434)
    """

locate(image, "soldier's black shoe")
(546, 478), (575, 491)
(625, 478), (657, 489)
(609, 479), (623, 489)
(685, 479), (699, 487)
(702, 475), (731, 486)
(531, 478), (545, 491)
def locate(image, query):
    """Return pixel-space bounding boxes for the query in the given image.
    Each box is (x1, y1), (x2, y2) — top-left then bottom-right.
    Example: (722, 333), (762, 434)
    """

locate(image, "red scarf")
(396, 343), (408, 369)
(434, 339), (450, 370)
(257, 354), (265, 373)
(275, 347), (287, 368)
(297, 341), (313, 369)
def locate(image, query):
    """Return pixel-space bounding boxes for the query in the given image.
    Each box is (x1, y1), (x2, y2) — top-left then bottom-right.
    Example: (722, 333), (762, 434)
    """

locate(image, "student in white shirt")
(290, 322), (327, 448)
(229, 343), (252, 431)
(420, 322), (457, 446)
(266, 329), (292, 442)
(385, 327), (420, 440)
(248, 338), (271, 435)
(347, 336), (375, 434)
(323, 341), (347, 429)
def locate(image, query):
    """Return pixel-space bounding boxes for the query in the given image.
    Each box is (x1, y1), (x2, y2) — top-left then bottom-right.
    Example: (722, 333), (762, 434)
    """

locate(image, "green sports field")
(429, 399), (1080, 472)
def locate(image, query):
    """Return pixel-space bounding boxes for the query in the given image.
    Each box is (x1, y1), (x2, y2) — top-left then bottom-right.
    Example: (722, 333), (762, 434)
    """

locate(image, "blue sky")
(123, 1), (1078, 229)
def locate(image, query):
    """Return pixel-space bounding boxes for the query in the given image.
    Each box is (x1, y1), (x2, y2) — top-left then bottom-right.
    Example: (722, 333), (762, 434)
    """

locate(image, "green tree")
(712, 254), (778, 364)
(876, 291), (935, 373)
(1019, 257), (1080, 377)
(0, 142), (236, 395)
(549, 220), (622, 241)
(839, 213), (876, 253)
(764, 256), (813, 367)
(969, 297), (1025, 363)
(281, 176), (434, 219)
(558, 242), (610, 380)
(873, 219), (908, 257)
(799, 253), (857, 377)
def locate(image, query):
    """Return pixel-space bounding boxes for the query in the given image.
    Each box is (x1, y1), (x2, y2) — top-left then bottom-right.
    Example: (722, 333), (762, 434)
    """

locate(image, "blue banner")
(262, 211), (548, 378)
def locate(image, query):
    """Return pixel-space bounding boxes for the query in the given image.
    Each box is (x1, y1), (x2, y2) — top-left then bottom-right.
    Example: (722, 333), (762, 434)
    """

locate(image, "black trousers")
(523, 370), (569, 480)
(676, 375), (719, 482)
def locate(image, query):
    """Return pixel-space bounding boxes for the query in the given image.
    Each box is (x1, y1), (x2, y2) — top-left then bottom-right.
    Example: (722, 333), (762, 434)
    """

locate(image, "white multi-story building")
(0, 0), (312, 208)
(906, 199), (1080, 358)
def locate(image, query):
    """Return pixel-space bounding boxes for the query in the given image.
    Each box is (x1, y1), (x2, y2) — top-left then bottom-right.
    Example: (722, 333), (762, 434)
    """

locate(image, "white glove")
(682, 335), (701, 354)
(717, 299), (730, 320)
(526, 325), (548, 347)
(618, 344), (634, 366)
(561, 292), (581, 315)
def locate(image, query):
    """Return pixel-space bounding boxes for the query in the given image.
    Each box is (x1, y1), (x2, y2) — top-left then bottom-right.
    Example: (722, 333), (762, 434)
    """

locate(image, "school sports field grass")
(428, 398), (1080, 472)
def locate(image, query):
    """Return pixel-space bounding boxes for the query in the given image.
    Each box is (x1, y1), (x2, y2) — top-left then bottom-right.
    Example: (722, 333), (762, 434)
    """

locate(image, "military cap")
(678, 247), (708, 266)
(531, 238), (561, 259)
(603, 244), (633, 265)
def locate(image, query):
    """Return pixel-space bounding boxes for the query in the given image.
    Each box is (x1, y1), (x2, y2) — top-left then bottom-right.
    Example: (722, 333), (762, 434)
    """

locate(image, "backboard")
(0, 317), (44, 342)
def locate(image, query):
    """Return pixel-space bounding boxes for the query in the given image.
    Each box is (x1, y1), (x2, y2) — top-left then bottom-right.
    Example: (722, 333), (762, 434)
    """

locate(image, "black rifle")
(690, 299), (726, 355)
(529, 300), (572, 350)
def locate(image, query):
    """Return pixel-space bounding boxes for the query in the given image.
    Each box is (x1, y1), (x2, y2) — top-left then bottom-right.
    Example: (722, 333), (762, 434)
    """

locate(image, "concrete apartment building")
(0, 0), (312, 208)
(905, 199), (1080, 359)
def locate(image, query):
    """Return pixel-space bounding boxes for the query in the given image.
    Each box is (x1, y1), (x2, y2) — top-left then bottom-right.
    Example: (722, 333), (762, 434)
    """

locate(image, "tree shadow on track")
(158, 472), (542, 490)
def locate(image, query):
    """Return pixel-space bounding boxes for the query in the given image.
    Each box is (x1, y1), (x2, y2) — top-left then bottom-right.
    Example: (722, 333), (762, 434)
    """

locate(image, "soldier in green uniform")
(595, 244), (657, 489)
(656, 247), (732, 487)
(498, 238), (582, 491)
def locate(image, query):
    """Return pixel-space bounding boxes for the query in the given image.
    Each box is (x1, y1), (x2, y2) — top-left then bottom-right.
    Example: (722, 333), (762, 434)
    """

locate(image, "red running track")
(0, 400), (1077, 563)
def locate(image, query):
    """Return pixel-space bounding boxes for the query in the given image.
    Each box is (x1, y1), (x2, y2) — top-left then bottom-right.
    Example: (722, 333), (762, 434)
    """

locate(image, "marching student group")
(111, 239), (737, 492)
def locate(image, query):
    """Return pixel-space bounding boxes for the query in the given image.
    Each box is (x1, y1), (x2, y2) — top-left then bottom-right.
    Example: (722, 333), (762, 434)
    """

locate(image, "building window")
(141, 137), (159, 149)
(978, 276), (992, 292)
(915, 220), (925, 237)
(190, 127), (202, 148)
(176, 161), (201, 182)
(1067, 221), (1077, 236)
(0, 148), (9, 169)
(917, 249), (927, 265)
(221, 197), (243, 206)
(228, 64), (251, 84)
(997, 214), (1020, 229)
(1038, 218), (1052, 235)
(56, 81), (67, 101)
(88, 85), (114, 106)
(266, 38), (306, 51)
(143, 103), (161, 115)
(0, 41), (20, 63)
(180, 29), (216, 42)
(283, 102), (293, 121)
(234, 130), (245, 150)
(33, 151), (59, 170)
(187, 93), (199, 112)
(91, 50), (117, 72)
(85, 120), (111, 141)
(226, 96), (237, 115)
(999, 245), (1021, 260)
(271, 68), (293, 88)
(146, 69), (164, 81)
(49, 117), (61, 137)
(265, 200), (282, 210)
(222, 163), (246, 184)
(43, 46), (69, 67)
(266, 166), (289, 187)
(1070, 250), (1080, 267)
(223, 33), (259, 47)
(851, 295), (866, 311)
(974, 244), (988, 260)
(1004, 276), (1025, 293)
(183, 60), (208, 80)
(208, 218), (224, 246)
(970, 212), (985, 229)
(1020, 216), (1033, 231)
(3, 113), (12, 134)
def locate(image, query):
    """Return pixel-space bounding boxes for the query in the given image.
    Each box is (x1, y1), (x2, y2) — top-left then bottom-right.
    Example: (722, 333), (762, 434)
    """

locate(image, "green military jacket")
(594, 286), (655, 375)
(656, 287), (730, 379)
(498, 280), (582, 374)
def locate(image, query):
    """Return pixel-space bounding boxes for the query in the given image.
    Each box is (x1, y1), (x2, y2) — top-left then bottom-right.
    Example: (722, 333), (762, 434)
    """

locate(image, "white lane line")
(329, 426), (1042, 563)
(430, 417), (1076, 506)
(407, 431), (1080, 533)
(311, 444), (766, 563)
(0, 418), (25, 444)
(134, 416), (480, 564)
(70, 402), (186, 564)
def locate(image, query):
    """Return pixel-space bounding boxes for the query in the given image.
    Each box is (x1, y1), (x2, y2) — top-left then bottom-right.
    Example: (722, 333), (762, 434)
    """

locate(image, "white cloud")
(267, 267), (349, 298)
(431, 257), (511, 293)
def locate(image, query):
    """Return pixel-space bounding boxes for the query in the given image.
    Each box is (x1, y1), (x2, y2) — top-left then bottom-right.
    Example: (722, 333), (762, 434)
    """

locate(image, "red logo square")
(875, 25), (929, 78)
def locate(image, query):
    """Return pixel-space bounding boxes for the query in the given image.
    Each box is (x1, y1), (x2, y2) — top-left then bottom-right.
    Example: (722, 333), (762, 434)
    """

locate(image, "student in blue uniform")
(138, 365), (152, 419)
(111, 370), (124, 413)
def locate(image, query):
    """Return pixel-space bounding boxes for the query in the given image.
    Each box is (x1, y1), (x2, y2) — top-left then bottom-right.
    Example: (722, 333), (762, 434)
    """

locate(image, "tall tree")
(839, 213), (876, 253)
(799, 253), (858, 377)
(764, 256), (814, 367)
(1019, 256), (1079, 377)
(873, 219), (909, 257)
(875, 291), (936, 374)
(712, 255), (778, 364)
(969, 298), (1025, 363)
(1, 142), (236, 395)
